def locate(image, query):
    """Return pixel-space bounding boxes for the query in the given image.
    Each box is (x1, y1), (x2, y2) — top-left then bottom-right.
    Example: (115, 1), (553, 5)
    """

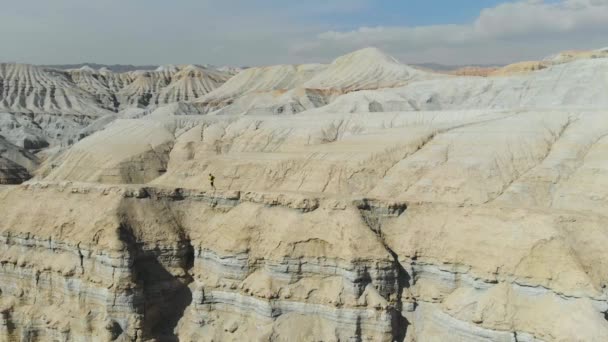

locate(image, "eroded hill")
(1, 47), (608, 341)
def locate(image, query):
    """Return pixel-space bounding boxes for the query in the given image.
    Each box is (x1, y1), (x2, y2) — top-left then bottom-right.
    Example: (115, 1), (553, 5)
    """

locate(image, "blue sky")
(1, 0), (607, 66)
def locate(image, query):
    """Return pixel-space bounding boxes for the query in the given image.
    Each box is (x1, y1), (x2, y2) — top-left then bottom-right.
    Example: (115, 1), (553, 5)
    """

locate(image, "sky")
(1, 0), (607, 66)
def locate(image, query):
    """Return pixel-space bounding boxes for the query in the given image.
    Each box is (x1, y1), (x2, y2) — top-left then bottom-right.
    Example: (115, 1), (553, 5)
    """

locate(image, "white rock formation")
(116, 69), (175, 108)
(544, 47), (608, 64)
(302, 47), (429, 91)
(45, 119), (174, 184)
(0, 63), (232, 159)
(157, 65), (231, 103)
(67, 66), (119, 110)
(1, 47), (608, 341)
(195, 48), (437, 116)
(315, 57), (608, 113)
(195, 63), (326, 113)
(0, 63), (112, 115)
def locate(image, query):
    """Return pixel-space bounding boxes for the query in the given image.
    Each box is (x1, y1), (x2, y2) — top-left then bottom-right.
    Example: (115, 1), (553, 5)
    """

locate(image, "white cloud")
(474, 0), (608, 37)
(292, 0), (608, 64)
(1, 0), (607, 66)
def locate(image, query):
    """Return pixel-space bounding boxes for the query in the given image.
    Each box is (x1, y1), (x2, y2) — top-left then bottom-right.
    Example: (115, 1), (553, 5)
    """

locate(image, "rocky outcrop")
(195, 63), (326, 113)
(157, 65), (231, 104)
(0, 157), (30, 184)
(117, 67), (232, 109)
(45, 119), (174, 184)
(489, 61), (549, 77)
(0, 64), (231, 156)
(0, 64), (113, 116)
(0, 136), (38, 171)
(4, 46), (608, 341)
(1, 182), (606, 341)
(0, 183), (407, 341)
(318, 57), (608, 113)
(195, 48), (437, 115)
(0, 136), (38, 184)
(67, 66), (120, 110)
(117, 70), (175, 108)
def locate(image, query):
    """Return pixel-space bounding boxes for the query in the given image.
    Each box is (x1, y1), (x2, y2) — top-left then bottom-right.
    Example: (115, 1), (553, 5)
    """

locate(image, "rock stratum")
(1, 47), (608, 341)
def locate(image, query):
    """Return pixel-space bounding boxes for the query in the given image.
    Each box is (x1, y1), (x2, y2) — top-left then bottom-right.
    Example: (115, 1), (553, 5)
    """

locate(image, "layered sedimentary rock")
(116, 70), (176, 108)
(0, 136), (38, 184)
(67, 66), (120, 110)
(195, 48), (434, 116)
(117, 66), (232, 109)
(0, 64), (112, 116)
(157, 65), (231, 104)
(2, 46), (608, 341)
(195, 63), (326, 113)
(45, 119), (174, 184)
(0, 136), (39, 171)
(302, 47), (428, 91)
(2, 170), (608, 341)
(31, 103), (608, 340)
(0, 157), (30, 184)
(0, 63), (231, 155)
(317, 57), (608, 113)
(0, 183), (408, 341)
(0, 112), (56, 150)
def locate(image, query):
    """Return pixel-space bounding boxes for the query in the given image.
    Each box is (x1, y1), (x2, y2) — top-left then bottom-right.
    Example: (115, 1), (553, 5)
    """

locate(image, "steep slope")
(316, 57), (608, 113)
(157, 65), (231, 103)
(45, 119), (174, 184)
(0, 112), (50, 149)
(195, 48), (436, 116)
(116, 69), (175, 108)
(67, 66), (119, 110)
(98, 67), (136, 93)
(0, 64), (111, 115)
(0, 184), (407, 341)
(303, 47), (429, 91)
(7, 116), (608, 340)
(4, 47), (608, 341)
(196, 63), (325, 112)
(209, 88), (331, 115)
(116, 65), (230, 108)
(0, 135), (39, 172)
(0, 135), (38, 184)
(0, 156), (30, 184)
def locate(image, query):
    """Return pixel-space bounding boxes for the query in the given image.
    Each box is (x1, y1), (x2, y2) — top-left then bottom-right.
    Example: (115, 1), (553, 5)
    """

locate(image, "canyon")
(1, 47), (608, 341)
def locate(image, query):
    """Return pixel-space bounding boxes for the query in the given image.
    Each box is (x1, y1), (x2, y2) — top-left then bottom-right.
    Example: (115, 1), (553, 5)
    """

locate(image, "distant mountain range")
(40, 63), (159, 72)
(412, 62), (505, 71)
(41, 62), (503, 73)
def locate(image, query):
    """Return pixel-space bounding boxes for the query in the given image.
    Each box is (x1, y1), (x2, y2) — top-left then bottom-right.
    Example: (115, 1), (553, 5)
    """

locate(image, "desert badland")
(1, 38), (608, 342)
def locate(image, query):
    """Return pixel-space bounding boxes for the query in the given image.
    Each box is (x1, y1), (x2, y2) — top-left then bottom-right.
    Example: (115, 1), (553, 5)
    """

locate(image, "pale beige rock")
(45, 119), (174, 184)
(194, 48), (437, 116)
(2, 47), (608, 341)
(0, 63), (113, 116)
(489, 61), (549, 76)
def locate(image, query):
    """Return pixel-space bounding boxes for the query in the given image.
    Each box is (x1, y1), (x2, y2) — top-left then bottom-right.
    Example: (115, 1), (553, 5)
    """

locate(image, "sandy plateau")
(1, 47), (608, 341)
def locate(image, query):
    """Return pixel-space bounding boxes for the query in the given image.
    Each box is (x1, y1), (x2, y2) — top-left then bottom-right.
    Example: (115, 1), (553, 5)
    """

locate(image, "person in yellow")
(209, 173), (215, 189)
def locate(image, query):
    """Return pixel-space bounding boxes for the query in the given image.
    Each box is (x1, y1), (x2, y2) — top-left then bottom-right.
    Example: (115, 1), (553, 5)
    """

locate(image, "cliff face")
(3, 48), (608, 341)
(1, 182), (606, 341)
(0, 183), (405, 341)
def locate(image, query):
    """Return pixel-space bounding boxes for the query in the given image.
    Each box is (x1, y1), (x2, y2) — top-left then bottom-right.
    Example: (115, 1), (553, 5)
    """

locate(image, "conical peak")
(332, 47), (401, 65)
